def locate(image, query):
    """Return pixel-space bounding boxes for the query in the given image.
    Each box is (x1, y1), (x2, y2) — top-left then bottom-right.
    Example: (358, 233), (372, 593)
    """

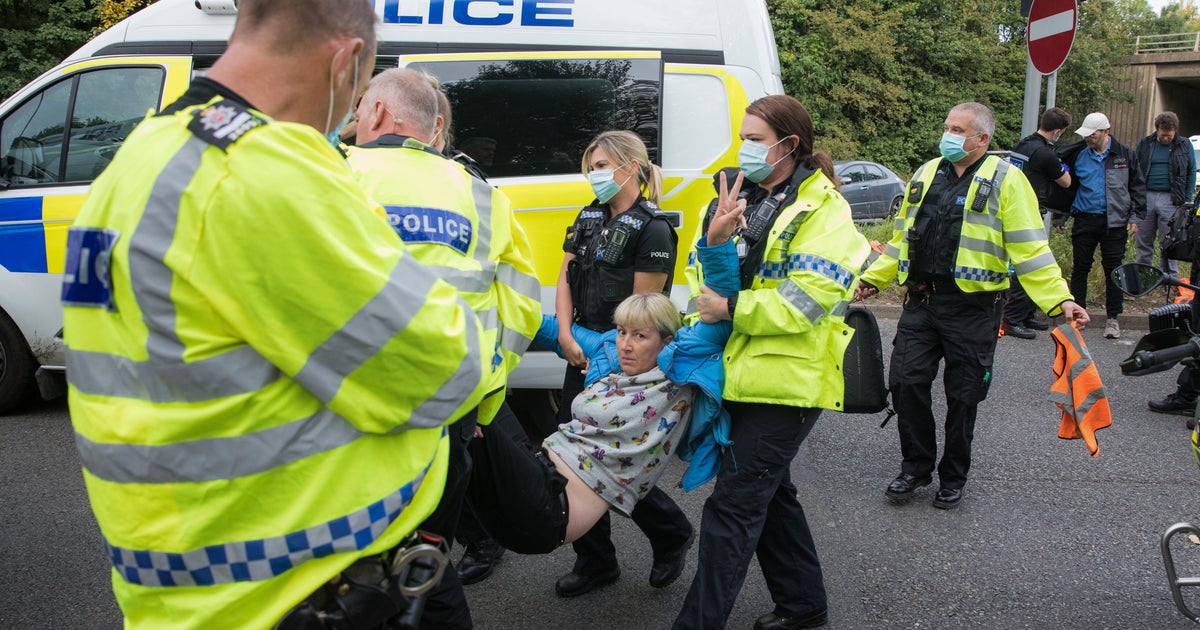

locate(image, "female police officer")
(674, 95), (871, 630)
(550, 130), (695, 597)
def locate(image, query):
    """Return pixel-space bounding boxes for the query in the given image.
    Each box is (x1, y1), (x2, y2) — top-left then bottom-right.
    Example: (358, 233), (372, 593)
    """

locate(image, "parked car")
(834, 160), (905, 221)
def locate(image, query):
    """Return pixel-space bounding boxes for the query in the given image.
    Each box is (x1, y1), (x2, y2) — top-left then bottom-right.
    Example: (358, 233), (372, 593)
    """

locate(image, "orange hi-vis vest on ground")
(1049, 323), (1113, 457)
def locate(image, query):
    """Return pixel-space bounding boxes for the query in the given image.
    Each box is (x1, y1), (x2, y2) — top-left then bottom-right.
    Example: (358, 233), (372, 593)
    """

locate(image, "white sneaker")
(1104, 318), (1120, 339)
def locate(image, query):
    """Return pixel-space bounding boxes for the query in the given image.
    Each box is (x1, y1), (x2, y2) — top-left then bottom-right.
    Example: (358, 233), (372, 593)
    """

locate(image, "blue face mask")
(588, 165), (631, 204)
(738, 137), (792, 183)
(324, 50), (360, 148)
(939, 131), (978, 163)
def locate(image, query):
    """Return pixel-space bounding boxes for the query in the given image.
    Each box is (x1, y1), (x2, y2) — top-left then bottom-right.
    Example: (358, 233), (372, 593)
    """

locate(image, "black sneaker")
(1149, 393), (1197, 417)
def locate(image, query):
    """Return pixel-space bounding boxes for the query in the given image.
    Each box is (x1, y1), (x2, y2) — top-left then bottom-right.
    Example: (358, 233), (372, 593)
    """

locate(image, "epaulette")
(187, 99), (268, 151)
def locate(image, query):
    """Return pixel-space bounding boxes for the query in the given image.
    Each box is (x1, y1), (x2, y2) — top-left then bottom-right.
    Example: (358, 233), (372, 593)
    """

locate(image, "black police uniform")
(1003, 132), (1069, 329)
(555, 197), (692, 590)
(892, 156), (1004, 491)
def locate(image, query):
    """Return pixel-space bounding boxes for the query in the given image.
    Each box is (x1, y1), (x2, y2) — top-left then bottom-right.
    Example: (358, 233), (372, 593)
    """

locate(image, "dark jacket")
(1058, 137), (1147, 228)
(1134, 133), (1197, 206)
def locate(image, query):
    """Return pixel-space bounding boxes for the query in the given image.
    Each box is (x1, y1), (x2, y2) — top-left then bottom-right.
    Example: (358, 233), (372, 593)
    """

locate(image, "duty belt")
(274, 531), (450, 630)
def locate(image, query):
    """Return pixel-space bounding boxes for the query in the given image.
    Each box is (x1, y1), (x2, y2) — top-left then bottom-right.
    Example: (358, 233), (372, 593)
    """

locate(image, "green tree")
(768, 0), (1187, 177)
(0, 0), (98, 98)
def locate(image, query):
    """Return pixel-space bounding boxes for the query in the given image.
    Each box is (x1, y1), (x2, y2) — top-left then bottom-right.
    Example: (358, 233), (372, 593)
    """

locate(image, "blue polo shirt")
(1072, 142), (1109, 215)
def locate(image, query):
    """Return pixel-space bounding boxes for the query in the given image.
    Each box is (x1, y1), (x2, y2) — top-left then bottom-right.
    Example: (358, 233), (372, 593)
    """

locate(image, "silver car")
(835, 160), (906, 221)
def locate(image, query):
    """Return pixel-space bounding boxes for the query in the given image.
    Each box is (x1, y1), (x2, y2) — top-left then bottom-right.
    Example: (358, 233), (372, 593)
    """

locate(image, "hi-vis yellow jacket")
(685, 168), (871, 411)
(861, 155), (1072, 315)
(61, 96), (486, 629)
(347, 136), (540, 424)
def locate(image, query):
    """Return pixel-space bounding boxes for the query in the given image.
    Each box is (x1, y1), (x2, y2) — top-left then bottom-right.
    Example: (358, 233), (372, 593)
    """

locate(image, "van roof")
(70, 0), (780, 79)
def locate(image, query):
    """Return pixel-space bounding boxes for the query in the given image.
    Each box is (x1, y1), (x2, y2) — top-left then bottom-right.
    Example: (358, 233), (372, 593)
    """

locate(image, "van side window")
(1, 66), (163, 187)
(2, 81), (71, 185)
(66, 68), (163, 182)
(412, 57), (662, 178)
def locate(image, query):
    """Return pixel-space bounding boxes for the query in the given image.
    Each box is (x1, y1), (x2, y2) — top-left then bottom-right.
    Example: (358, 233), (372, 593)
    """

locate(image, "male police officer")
(1002, 107), (1074, 339)
(857, 102), (1086, 509)
(347, 68), (542, 629)
(61, 2), (488, 627)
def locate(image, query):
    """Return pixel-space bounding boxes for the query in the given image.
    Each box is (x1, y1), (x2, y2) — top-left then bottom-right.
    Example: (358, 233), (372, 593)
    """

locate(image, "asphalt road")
(4, 316), (1200, 629)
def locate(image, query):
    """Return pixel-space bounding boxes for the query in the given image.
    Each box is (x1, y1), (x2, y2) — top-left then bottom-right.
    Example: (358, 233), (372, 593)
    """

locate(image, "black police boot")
(457, 538), (505, 586)
(1000, 320), (1037, 340)
(1149, 393), (1197, 417)
(1023, 318), (1050, 331)
(885, 473), (932, 502)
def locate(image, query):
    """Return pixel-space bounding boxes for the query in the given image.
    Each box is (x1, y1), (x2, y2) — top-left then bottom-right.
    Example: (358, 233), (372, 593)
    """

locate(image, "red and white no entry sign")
(1027, 0), (1077, 74)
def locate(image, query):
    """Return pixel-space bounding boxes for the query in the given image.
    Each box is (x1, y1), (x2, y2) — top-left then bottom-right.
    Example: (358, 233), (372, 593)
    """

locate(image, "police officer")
(553, 130), (694, 598)
(858, 102), (1087, 510)
(1001, 107), (1074, 340)
(347, 68), (542, 628)
(61, 1), (488, 628)
(676, 94), (871, 630)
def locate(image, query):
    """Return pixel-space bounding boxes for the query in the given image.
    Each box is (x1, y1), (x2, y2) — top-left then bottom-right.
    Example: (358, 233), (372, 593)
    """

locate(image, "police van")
(0, 0), (783, 413)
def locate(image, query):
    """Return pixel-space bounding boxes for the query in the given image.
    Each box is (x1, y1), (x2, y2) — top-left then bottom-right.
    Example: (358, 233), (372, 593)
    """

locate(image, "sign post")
(1021, 0), (1078, 135)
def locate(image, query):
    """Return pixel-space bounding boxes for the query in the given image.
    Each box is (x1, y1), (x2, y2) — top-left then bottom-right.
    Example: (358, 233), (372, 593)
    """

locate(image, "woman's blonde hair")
(613, 292), (681, 341)
(580, 130), (663, 203)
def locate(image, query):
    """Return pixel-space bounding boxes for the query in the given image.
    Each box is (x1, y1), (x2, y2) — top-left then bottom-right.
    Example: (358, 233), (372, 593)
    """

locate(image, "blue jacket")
(535, 237), (739, 490)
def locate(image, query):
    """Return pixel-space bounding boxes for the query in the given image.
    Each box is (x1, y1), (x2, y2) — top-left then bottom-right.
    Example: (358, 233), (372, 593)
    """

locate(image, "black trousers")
(418, 410), (478, 629)
(889, 290), (1002, 489)
(673, 402), (826, 629)
(1070, 212), (1127, 318)
(557, 366), (693, 576)
(464, 403), (568, 554)
(1002, 272), (1036, 325)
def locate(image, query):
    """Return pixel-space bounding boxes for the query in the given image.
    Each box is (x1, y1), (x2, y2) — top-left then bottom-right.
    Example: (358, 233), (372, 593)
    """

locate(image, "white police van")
(0, 0), (783, 413)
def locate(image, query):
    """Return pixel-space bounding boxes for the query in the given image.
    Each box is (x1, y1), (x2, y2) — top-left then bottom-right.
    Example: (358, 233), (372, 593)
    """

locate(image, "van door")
(0, 56), (191, 411)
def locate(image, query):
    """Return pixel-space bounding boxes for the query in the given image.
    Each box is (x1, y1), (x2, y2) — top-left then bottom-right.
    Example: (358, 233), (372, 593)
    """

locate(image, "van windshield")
(411, 56), (661, 179)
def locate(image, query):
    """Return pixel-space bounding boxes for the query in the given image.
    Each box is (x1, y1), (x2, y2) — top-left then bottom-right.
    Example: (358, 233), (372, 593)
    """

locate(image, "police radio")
(600, 227), (629, 265)
(744, 193), (786, 242)
(971, 179), (992, 212)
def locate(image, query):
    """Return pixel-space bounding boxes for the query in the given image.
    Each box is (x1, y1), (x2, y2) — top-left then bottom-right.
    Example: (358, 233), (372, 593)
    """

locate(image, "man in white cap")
(1057, 112), (1146, 339)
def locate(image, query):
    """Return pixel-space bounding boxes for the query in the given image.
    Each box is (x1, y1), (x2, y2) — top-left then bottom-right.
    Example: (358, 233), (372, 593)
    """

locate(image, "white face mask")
(324, 48), (359, 147)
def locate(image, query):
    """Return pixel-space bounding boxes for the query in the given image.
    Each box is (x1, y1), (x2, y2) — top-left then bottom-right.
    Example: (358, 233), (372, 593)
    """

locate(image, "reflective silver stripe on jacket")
(431, 263), (495, 295)
(1014, 252), (1057, 276)
(686, 296), (699, 316)
(959, 235), (1007, 262)
(1003, 228), (1046, 244)
(408, 297), (483, 428)
(66, 346), (280, 402)
(777, 281), (827, 324)
(496, 262), (540, 303)
(471, 177), (494, 260)
(77, 407), (367, 484)
(295, 253), (443, 405)
(500, 325), (533, 356)
(964, 209), (1003, 233)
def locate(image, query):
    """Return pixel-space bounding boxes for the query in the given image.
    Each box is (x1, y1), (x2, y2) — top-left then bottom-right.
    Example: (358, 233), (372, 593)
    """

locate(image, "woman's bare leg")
(544, 448), (612, 543)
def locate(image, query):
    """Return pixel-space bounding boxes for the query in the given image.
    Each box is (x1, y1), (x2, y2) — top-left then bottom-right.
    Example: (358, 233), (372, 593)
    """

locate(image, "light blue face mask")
(738, 136), (793, 183)
(588, 165), (632, 204)
(324, 50), (360, 148)
(939, 131), (979, 163)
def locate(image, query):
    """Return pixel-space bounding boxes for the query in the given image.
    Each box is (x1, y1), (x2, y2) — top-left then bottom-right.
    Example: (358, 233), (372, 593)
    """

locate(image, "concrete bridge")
(1108, 32), (1200, 140)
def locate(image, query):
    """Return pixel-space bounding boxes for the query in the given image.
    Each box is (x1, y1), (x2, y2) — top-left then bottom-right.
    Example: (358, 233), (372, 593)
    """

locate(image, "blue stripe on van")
(0, 197), (48, 273)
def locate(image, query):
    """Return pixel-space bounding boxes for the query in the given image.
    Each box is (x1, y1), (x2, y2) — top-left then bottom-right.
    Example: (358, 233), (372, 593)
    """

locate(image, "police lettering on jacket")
(387, 206), (474, 255)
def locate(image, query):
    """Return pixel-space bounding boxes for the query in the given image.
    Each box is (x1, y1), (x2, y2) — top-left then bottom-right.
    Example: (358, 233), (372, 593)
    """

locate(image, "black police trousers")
(415, 409), (478, 629)
(889, 289), (1003, 490)
(558, 366), (693, 577)
(673, 402), (827, 629)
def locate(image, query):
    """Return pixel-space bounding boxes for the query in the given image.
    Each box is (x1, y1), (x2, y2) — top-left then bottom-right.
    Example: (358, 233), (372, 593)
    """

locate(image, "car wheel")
(888, 195), (903, 218)
(0, 311), (37, 415)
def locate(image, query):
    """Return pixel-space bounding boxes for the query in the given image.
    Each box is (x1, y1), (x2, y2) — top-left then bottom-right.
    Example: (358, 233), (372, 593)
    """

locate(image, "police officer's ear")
(332, 39), (366, 90)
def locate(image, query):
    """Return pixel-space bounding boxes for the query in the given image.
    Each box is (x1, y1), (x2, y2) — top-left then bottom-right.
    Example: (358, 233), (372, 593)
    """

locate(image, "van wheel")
(0, 312), (37, 415)
(888, 195), (903, 218)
